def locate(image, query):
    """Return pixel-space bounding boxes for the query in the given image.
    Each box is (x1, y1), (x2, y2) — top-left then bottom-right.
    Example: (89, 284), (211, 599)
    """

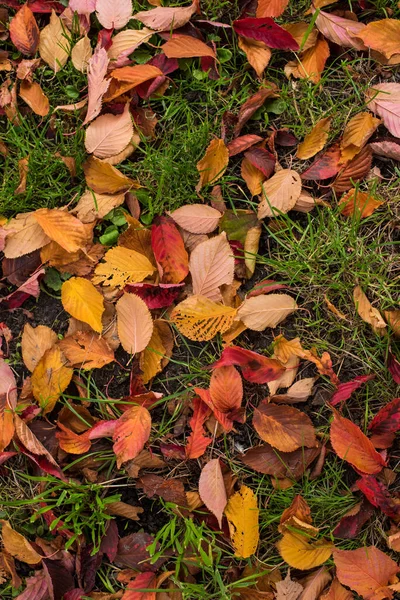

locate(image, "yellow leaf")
(353, 285), (387, 336)
(224, 485), (259, 558)
(39, 10), (69, 73)
(92, 246), (155, 288)
(277, 531), (333, 570)
(116, 293), (154, 354)
(356, 19), (400, 59)
(171, 295), (237, 341)
(83, 155), (140, 194)
(0, 521), (41, 565)
(196, 138), (229, 192)
(61, 277), (104, 333)
(340, 112), (381, 163)
(34, 208), (91, 253)
(237, 293), (297, 331)
(296, 117), (331, 160)
(21, 323), (58, 372)
(31, 346), (73, 414)
(140, 320), (173, 384)
(241, 157), (265, 196)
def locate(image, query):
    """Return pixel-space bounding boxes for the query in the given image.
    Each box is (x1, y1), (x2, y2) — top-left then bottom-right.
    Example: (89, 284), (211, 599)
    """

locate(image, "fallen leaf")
(186, 397), (212, 459)
(370, 137), (400, 161)
(332, 146), (373, 193)
(0, 521), (41, 565)
(122, 571), (156, 600)
(116, 293), (154, 355)
(85, 104), (134, 158)
(275, 571), (303, 600)
(298, 567), (331, 600)
(210, 366), (243, 413)
(241, 157), (266, 196)
(211, 346), (284, 384)
(388, 352), (400, 385)
(238, 36), (271, 78)
(14, 157), (29, 195)
(258, 169), (302, 218)
(353, 286), (387, 335)
(9, 5), (39, 55)
(296, 118), (331, 160)
(283, 22), (318, 50)
(383, 310), (400, 337)
(233, 18), (299, 50)
(330, 374), (375, 407)
(330, 411), (386, 474)
(237, 293), (297, 330)
(366, 82), (400, 137)
(253, 402), (316, 452)
(271, 378), (316, 404)
(96, 0), (132, 29)
(59, 331), (114, 369)
(189, 232), (235, 301)
(169, 204), (221, 234)
(196, 138), (229, 192)
(71, 35), (92, 73)
(83, 156), (138, 194)
(333, 546), (399, 600)
(162, 35), (215, 59)
(133, 0), (199, 31)
(235, 85), (278, 136)
(355, 19), (400, 59)
(113, 406), (152, 468)
(339, 189), (383, 219)
(93, 246), (155, 288)
(21, 324), (57, 372)
(225, 485), (259, 558)
(39, 10), (69, 72)
(199, 459), (227, 527)
(301, 145), (341, 180)
(333, 499), (375, 540)
(151, 215), (189, 284)
(285, 36), (329, 84)
(0, 360), (17, 452)
(31, 346), (73, 414)
(140, 320), (172, 384)
(314, 9), (367, 49)
(69, 0), (96, 14)
(340, 112), (381, 163)
(106, 502), (143, 521)
(171, 295), (237, 341)
(277, 532), (333, 570)
(73, 190), (126, 223)
(19, 80), (49, 116)
(256, 0), (289, 18)
(34, 209), (90, 253)
(83, 46), (111, 125)
(320, 578), (354, 600)
(107, 29), (154, 66)
(356, 475), (400, 519)
(227, 134), (263, 157)
(61, 277), (104, 333)
(368, 398), (400, 449)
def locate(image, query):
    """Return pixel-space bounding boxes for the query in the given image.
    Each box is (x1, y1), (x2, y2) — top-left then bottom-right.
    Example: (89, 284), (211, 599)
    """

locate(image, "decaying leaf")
(171, 295), (237, 341)
(225, 485), (259, 558)
(353, 286), (387, 335)
(93, 246), (155, 288)
(339, 189), (383, 219)
(21, 324), (58, 372)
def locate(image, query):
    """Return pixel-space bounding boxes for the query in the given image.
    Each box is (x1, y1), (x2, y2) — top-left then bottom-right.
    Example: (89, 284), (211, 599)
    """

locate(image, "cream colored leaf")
(116, 293), (154, 354)
(96, 0), (132, 29)
(224, 485), (259, 559)
(71, 35), (92, 73)
(296, 117), (331, 160)
(21, 324), (58, 372)
(171, 295), (237, 341)
(61, 277), (105, 333)
(85, 104), (134, 159)
(73, 190), (126, 223)
(353, 286), (387, 335)
(3, 212), (50, 258)
(258, 169), (302, 219)
(170, 204), (221, 234)
(93, 246), (154, 288)
(238, 294), (297, 331)
(39, 10), (69, 73)
(189, 232), (235, 301)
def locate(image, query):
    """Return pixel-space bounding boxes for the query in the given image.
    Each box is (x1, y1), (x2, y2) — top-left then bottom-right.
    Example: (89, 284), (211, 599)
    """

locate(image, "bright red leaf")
(330, 374), (376, 407)
(210, 346), (285, 384)
(233, 18), (299, 50)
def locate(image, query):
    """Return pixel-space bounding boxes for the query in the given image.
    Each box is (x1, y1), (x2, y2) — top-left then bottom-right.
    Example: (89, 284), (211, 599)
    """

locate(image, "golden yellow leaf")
(224, 485), (259, 559)
(244, 224), (262, 278)
(238, 36), (271, 78)
(73, 190), (126, 224)
(21, 323), (58, 372)
(118, 222), (155, 265)
(356, 19), (400, 59)
(241, 157), (265, 196)
(170, 295), (237, 341)
(0, 521), (41, 565)
(116, 293), (154, 354)
(39, 10), (69, 73)
(296, 117), (331, 160)
(196, 138), (229, 192)
(61, 277), (104, 333)
(31, 346), (73, 414)
(71, 35), (92, 73)
(340, 112), (381, 163)
(140, 320), (173, 384)
(34, 208), (91, 253)
(277, 531), (333, 570)
(83, 156), (140, 194)
(285, 36), (329, 84)
(283, 22), (318, 50)
(92, 246), (155, 288)
(353, 286), (387, 336)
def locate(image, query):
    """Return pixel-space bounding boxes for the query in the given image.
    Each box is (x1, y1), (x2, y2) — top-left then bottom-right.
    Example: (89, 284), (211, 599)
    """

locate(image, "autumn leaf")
(296, 118), (331, 160)
(39, 10), (69, 73)
(0, 360), (17, 452)
(133, 0), (199, 31)
(340, 112), (381, 163)
(332, 146), (373, 193)
(33, 209), (91, 253)
(258, 169), (302, 218)
(210, 366), (243, 413)
(355, 19), (400, 59)
(71, 35), (92, 73)
(233, 18), (299, 50)
(107, 28), (154, 66)
(83, 46), (111, 125)
(333, 546), (399, 600)
(339, 189), (383, 219)
(21, 323), (58, 372)
(277, 532), (333, 570)
(365, 82), (400, 138)
(186, 397), (212, 459)
(330, 411), (386, 474)
(225, 485), (259, 558)
(235, 85), (278, 135)
(85, 104), (134, 159)
(199, 459), (227, 527)
(241, 157), (266, 196)
(314, 9), (367, 50)
(275, 572), (304, 600)
(59, 331), (114, 370)
(353, 286), (387, 335)
(320, 578), (354, 600)
(113, 405), (152, 468)
(189, 232), (235, 301)
(253, 402), (317, 452)
(169, 204), (221, 234)
(162, 35), (215, 59)
(9, 5), (39, 55)
(19, 81), (49, 117)
(31, 346), (73, 414)
(170, 296), (236, 342)
(285, 36), (330, 84)
(330, 374), (375, 407)
(368, 397), (400, 449)
(301, 145), (341, 181)
(238, 36), (271, 78)
(256, 0), (289, 18)
(196, 139), (229, 192)
(93, 246), (155, 288)
(151, 216), (189, 284)
(228, 134), (263, 157)
(139, 320), (173, 384)
(211, 346), (285, 384)
(116, 293), (154, 355)
(0, 521), (41, 565)
(237, 293), (297, 331)
(61, 277), (104, 333)
(73, 190), (126, 223)
(96, 0), (132, 29)
(83, 156), (139, 194)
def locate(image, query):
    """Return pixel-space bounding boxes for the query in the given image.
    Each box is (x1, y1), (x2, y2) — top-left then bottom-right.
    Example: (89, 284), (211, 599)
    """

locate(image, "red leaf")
(210, 346), (285, 384)
(159, 442), (186, 461)
(333, 499), (375, 539)
(97, 28), (113, 50)
(198, 458), (227, 527)
(123, 571), (156, 600)
(115, 532), (166, 571)
(247, 278), (288, 297)
(100, 520), (119, 562)
(227, 134), (263, 157)
(151, 216), (189, 284)
(357, 475), (400, 520)
(243, 147), (276, 177)
(125, 282), (183, 309)
(233, 18), (299, 50)
(185, 397), (212, 459)
(330, 411), (386, 474)
(388, 352), (400, 384)
(330, 374), (376, 407)
(210, 365), (243, 412)
(301, 145), (341, 181)
(234, 86), (278, 136)
(368, 398), (400, 443)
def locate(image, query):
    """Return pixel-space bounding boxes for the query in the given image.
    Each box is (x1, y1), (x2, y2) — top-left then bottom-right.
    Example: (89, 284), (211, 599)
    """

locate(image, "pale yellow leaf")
(258, 170), (302, 219)
(171, 295), (237, 341)
(116, 293), (154, 354)
(224, 485), (259, 559)
(238, 293), (297, 331)
(71, 35), (92, 73)
(39, 10), (69, 73)
(277, 532), (333, 570)
(189, 232), (234, 301)
(92, 246), (155, 288)
(61, 277), (105, 333)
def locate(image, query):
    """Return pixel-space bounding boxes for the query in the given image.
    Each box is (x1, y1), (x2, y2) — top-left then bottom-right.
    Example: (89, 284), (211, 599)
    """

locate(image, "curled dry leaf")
(116, 293), (154, 354)
(0, 521), (41, 565)
(39, 10), (69, 73)
(71, 35), (92, 73)
(198, 459), (227, 527)
(224, 485), (259, 559)
(113, 405), (152, 468)
(353, 285), (387, 335)
(61, 277), (104, 333)
(237, 293), (297, 331)
(169, 204), (221, 234)
(258, 169), (302, 218)
(296, 118), (331, 160)
(21, 323), (57, 372)
(275, 571), (303, 600)
(332, 145), (373, 193)
(190, 232), (235, 301)
(19, 81), (50, 117)
(31, 345), (73, 414)
(253, 402), (317, 452)
(93, 246), (154, 288)
(85, 104), (134, 159)
(9, 5), (39, 55)
(196, 138), (229, 192)
(171, 295), (237, 342)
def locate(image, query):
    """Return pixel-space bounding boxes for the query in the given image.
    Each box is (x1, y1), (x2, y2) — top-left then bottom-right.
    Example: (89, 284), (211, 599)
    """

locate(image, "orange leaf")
(196, 138), (229, 192)
(0, 521), (41, 565)
(199, 458), (227, 527)
(151, 215), (189, 284)
(241, 157), (265, 196)
(0, 359), (17, 452)
(83, 156), (139, 194)
(238, 36), (272, 78)
(330, 411), (386, 474)
(19, 81), (49, 117)
(116, 293), (154, 354)
(112, 405), (151, 468)
(296, 117), (331, 160)
(110, 64), (162, 84)
(333, 146), (373, 193)
(256, 0), (289, 17)
(210, 366), (243, 413)
(34, 209), (91, 253)
(356, 19), (400, 59)
(253, 402), (316, 452)
(59, 331), (114, 370)
(320, 578), (354, 600)
(285, 36), (329, 84)
(186, 397), (212, 459)
(340, 112), (380, 163)
(339, 189), (383, 219)
(333, 546), (399, 600)
(9, 5), (39, 55)
(85, 104), (134, 159)
(162, 35), (215, 59)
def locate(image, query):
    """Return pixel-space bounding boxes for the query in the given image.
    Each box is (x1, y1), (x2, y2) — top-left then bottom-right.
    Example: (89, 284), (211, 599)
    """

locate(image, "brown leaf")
(353, 285), (387, 335)
(106, 502), (144, 521)
(138, 474), (187, 506)
(0, 521), (41, 565)
(298, 567), (331, 600)
(275, 571), (303, 600)
(333, 146), (373, 193)
(198, 458), (227, 527)
(31, 346), (73, 414)
(19, 81), (50, 117)
(320, 578), (354, 600)
(58, 332), (114, 369)
(21, 324), (57, 372)
(9, 5), (39, 55)
(235, 85), (278, 136)
(14, 157), (29, 195)
(253, 402), (316, 452)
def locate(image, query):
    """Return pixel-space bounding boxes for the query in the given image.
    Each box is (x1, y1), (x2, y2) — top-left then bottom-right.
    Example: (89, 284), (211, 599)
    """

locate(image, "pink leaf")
(69, 0), (95, 15)
(314, 9), (367, 50)
(85, 104), (134, 158)
(366, 82), (400, 138)
(330, 374), (375, 406)
(96, 0), (132, 30)
(388, 352), (400, 384)
(198, 458), (227, 527)
(301, 145), (341, 181)
(243, 147), (276, 177)
(83, 47), (110, 125)
(233, 18), (299, 50)
(370, 137), (400, 161)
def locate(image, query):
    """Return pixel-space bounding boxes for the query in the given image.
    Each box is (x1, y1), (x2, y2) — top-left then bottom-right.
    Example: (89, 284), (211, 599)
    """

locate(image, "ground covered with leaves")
(1, 0), (400, 599)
